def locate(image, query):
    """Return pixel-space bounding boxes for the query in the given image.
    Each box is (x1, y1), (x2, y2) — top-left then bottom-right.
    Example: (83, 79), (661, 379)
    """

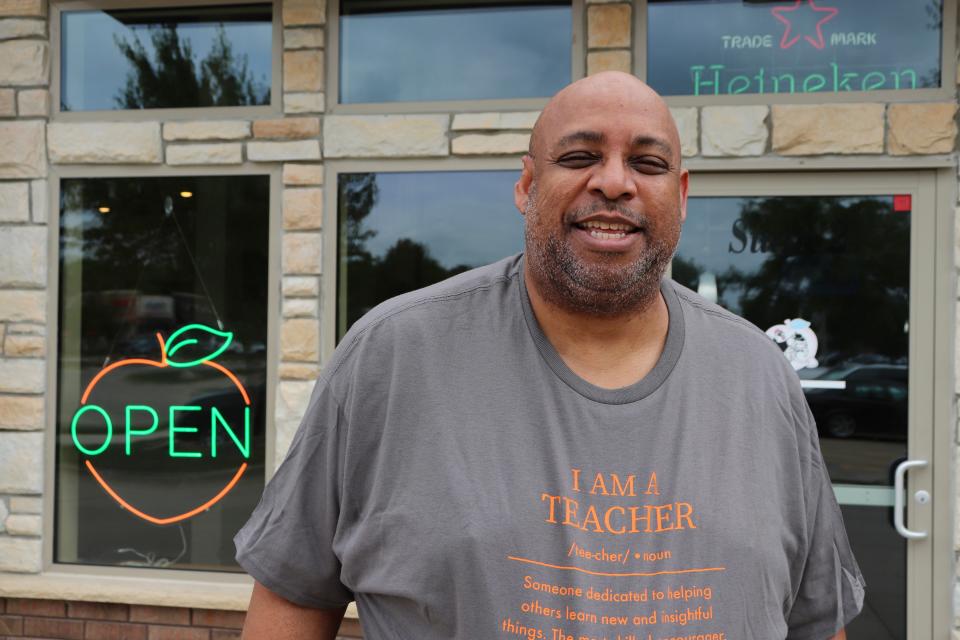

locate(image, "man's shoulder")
(667, 279), (768, 338)
(350, 253), (522, 333)
(666, 278), (799, 371)
(666, 279), (813, 423)
(329, 254), (523, 369)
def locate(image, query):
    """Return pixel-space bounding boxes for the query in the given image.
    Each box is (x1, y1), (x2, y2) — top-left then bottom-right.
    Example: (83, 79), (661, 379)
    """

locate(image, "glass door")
(674, 171), (938, 639)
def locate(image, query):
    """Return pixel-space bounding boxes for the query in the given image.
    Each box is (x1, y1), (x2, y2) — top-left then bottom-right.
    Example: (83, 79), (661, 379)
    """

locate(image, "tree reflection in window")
(674, 195), (909, 369)
(337, 171), (524, 337)
(113, 24), (268, 109)
(340, 173), (474, 332)
(59, 5), (271, 111)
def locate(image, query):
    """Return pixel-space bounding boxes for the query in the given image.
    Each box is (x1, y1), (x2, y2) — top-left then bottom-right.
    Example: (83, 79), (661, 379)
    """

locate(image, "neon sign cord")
(99, 211), (171, 368)
(168, 203), (225, 332)
(116, 523), (187, 567)
(98, 194), (224, 367)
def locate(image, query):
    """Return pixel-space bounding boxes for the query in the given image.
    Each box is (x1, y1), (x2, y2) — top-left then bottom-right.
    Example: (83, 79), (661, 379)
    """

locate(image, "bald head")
(529, 72), (680, 165)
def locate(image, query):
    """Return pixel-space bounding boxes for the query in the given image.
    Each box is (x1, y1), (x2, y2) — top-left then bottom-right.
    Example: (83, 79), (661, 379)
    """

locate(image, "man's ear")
(514, 154), (534, 215)
(678, 167), (689, 224)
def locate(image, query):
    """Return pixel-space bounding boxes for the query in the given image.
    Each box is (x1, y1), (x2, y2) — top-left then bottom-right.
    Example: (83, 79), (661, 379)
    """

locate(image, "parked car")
(804, 364), (908, 441)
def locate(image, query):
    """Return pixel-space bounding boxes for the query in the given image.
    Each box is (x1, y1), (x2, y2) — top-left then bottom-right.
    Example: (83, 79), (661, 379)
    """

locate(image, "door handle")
(893, 459), (928, 540)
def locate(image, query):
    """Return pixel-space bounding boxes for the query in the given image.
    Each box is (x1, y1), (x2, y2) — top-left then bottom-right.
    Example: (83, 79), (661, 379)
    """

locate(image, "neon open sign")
(70, 324), (251, 525)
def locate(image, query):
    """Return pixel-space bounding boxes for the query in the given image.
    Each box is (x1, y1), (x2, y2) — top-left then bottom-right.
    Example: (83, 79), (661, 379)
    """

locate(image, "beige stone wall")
(0, 2), (958, 630)
(0, 0), (48, 575)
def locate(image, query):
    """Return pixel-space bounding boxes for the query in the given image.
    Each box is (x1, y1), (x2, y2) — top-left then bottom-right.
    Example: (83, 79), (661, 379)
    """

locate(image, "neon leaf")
(165, 324), (233, 367)
(169, 338), (198, 353)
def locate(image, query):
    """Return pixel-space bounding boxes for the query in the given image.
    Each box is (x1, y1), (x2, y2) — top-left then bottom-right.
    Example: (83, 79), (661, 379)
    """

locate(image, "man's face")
(515, 79), (689, 316)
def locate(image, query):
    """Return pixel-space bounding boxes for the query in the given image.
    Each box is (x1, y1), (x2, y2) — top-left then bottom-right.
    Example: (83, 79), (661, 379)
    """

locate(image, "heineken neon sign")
(689, 63), (918, 96)
(647, 0), (941, 97)
(70, 324), (251, 525)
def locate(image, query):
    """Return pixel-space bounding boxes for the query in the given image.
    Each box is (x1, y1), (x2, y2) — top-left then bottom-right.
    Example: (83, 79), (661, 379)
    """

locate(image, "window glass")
(61, 4), (272, 111)
(339, 1), (571, 103)
(56, 176), (269, 571)
(337, 171), (524, 336)
(647, 0), (942, 97)
(673, 195), (910, 485)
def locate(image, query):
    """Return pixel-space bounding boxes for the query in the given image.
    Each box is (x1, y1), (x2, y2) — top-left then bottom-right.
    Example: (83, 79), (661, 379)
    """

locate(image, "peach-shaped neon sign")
(70, 324), (250, 526)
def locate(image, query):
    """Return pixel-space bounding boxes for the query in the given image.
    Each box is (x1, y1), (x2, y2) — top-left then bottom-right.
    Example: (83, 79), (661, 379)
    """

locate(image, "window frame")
(635, 0), (958, 106)
(322, 158), (524, 358)
(326, 0), (586, 114)
(43, 163), (282, 586)
(51, 0), (283, 121)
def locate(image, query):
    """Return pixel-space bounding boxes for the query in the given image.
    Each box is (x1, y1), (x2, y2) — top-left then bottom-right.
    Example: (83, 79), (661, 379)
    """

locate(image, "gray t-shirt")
(235, 254), (865, 640)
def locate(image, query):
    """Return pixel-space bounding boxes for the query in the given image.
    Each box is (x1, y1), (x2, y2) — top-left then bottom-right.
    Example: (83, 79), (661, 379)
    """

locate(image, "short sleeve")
(786, 407), (866, 640)
(234, 378), (354, 609)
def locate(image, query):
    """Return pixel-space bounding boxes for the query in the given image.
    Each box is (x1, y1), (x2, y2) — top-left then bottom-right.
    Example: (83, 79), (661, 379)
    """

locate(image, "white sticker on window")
(766, 318), (819, 371)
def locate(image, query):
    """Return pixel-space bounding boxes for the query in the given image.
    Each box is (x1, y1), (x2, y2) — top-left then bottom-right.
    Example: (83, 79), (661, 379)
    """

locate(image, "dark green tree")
(337, 173), (474, 334)
(114, 24), (268, 109)
(340, 173), (380, 264)
(705, 196), (910, 365)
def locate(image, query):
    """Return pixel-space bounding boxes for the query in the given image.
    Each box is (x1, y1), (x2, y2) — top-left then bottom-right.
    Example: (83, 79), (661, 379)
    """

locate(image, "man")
(236, 72), (863, 640)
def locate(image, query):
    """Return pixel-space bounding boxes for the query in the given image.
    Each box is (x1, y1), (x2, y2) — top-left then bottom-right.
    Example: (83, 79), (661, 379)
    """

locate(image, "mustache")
(564, 199), (649, 228)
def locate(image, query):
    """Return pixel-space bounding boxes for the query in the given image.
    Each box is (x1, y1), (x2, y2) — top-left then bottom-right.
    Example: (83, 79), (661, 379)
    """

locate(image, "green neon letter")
(71, 404), (113, 456)
(771, 73), (795, 94)
(125, 405), (159, 456)
(802, 73), (826, 93)
(891, 69), (917, 91)
(862, 71), (886, 91)
(169, 405), (203, 458)
(727, 74), (751, 95)
(690, 64), (724, 96)
(690, 65), (705, 96)
(830, 62), (857, 92)
(752, 67), (765, 95)
(211, 406), (250, 459)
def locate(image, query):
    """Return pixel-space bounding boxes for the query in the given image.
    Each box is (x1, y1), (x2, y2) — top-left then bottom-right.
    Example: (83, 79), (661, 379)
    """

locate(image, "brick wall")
(0, 597), (364, 639)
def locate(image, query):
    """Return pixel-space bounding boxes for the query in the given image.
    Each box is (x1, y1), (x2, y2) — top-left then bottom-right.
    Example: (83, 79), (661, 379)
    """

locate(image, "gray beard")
(523, 192), (678, 317)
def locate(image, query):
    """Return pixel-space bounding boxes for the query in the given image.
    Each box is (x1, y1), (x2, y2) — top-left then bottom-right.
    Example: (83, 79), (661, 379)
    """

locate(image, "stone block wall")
(0, 0), (49, 579)
(0, 0), (958, 636)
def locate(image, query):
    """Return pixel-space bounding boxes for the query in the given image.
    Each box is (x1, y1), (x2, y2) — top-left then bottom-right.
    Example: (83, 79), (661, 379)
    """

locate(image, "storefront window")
(647, 0), (942, 97)
(337, 170), (524, 336)
(60, 4), (273, 111)
(339, 0), (571, 103)
(56, 175), (270, 571)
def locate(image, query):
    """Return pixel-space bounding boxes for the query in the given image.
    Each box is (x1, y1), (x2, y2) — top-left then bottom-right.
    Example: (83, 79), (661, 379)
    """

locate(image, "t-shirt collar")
(517, 254), (685, 405)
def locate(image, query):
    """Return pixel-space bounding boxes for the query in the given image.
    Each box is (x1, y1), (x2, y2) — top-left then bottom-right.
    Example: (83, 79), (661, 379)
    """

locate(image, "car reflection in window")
(804, 363), (908, 441)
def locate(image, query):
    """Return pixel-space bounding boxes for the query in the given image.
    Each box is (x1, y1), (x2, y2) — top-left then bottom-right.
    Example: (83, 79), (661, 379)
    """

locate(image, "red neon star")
(771, 0), (839, 50)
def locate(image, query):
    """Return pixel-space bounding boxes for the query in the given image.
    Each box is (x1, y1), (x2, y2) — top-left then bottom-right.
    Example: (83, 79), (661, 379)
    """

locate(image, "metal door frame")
(684, 169), (954, 639)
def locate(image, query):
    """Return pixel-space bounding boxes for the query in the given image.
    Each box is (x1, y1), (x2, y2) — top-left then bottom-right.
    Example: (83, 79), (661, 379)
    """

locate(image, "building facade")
(0, 0), (956, 638)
